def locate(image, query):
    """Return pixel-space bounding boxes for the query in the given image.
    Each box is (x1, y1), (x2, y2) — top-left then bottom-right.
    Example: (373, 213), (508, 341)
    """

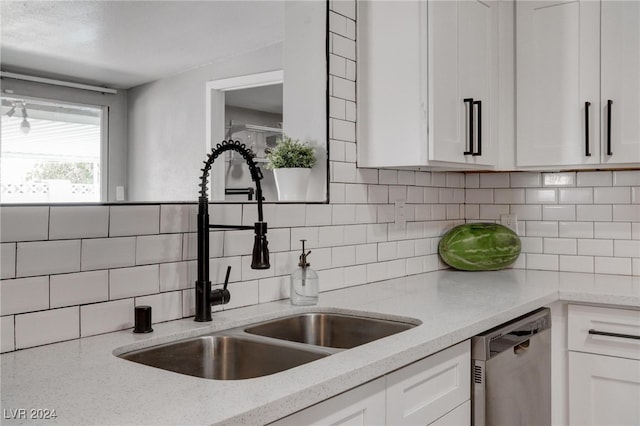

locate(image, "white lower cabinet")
(567, 304), (640, 426)
(272, 341), (470, 426)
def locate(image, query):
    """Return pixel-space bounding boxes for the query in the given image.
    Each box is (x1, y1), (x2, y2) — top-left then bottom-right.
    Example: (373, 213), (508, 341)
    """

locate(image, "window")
(1, 96), (104, 203)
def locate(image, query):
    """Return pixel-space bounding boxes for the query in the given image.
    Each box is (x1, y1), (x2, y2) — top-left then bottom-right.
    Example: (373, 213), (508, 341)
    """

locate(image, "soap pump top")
(298, 239), (311, 268)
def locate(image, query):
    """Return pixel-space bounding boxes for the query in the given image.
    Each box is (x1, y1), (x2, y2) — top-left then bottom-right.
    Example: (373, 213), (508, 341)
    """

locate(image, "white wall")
(127, 43), (282, 202)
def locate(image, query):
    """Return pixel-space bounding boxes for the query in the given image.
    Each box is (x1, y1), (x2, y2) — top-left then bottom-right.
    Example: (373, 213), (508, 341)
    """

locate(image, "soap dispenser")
(290, 239), (318, 305)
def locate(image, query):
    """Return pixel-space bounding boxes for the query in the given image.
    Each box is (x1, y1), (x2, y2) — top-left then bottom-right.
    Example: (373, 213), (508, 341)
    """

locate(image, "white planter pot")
(273, 168), (311, 201)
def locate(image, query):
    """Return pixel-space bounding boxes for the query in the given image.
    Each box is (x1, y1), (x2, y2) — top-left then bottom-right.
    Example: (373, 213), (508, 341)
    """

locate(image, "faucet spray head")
(251, 222), (270, 269)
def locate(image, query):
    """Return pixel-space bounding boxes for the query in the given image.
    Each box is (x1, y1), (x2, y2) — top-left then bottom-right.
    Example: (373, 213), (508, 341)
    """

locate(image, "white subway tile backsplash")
(80, 299), (134, 337)
(344, 225), (367, 245)
(378, 170), (398, 185)
(594, 257), (632, 275)
(576, 205), (612, 222)
(291, 227), (320, 249)
(633, 223), (640, 240)
(136, 291), (182, 323)
(543, 172), (576, 187)
(17, 240), (80, 277)
(330, 139), (346, 160)
(559, 222), (593, 238)
(1, 315), (14, 353)
(0, 276), (49, 316)
(542, 205), (576, 221)
(510, 172), (541, 188)
(331, 0), (356, 20)
(318, 226), (345, 247)
(559, 255), (593, 273)
(344, 264), (368, 287)
(305, 205), (333, 226)
(526, 221), (558, 237)
(160, 262), (189, 292)
(366, 261), (388, 283)
(216, 280), (259, 312)
(332, 161), (357, 182)
(332, 245), (356, 267)
(331, 33), (356, 61)
(345, 184), (368, 203)
(356, 244), (377, 264)
(182, 231), (224, 261)
(160, 204), (196, 233)
(16, 307), (79, 349)
(479, 204), (509, 220)
(466, 189), (493, 204)
(613, 170), (640, 186)
(389, 186), (407, 202)
(633, 187), (640, 204)
(378, 242), (397, 261)
(446, 173), (465, 188)
(614, 240), (640, 258)
(397, 171), (415, 186)
(520, 237), (543, 253)
(577, 171), (612, 187)
(495, 189), (525, 204)
(110, 265), (159, 299)
(258, 276), (289, 303)
(366, 224), (387, 243)
(1, 243), (16, 279)
(510, 204), (542, 221)
(368, 185), (388, 204)
(110, 205), (159, 237)
(0, 206), (49, 243)
(356, 168), (379, 185)
(49, 206), (109, 240)
(578, 239), (613, 256)
(416, 172), (431, 187)
(136, 234), (182, 265)
(594, 187), (630, 204)
(594, 222), (631, 239)
(241, 256), (274, 281)
(377, 205), (395, 223)
(613, 205), (640, 222)
(50, 270), (108, 308)
(81, 237), (135, 271)
(431, 172), (446, 187)
(543, 238), (576, 255)
(332, 204), (356, 225)
(559, 188), (593, 204)
(526, 254), (559, 271)
(480, 173), (509, 188)
(525, 188), (557, 204)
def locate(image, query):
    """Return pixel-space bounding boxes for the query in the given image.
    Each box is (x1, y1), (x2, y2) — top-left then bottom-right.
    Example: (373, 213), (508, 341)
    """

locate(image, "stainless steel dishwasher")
(471, 307), (551, 426)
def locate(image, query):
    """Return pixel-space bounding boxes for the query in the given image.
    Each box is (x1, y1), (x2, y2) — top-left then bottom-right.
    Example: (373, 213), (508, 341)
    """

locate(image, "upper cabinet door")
(516, 0), (600, 167)
(601, 1), (640, 165)
(429, 0), (498, 166)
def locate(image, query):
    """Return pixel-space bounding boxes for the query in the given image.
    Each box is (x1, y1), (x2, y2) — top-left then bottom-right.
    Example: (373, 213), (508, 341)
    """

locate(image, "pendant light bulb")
(20, 118), (31, 134)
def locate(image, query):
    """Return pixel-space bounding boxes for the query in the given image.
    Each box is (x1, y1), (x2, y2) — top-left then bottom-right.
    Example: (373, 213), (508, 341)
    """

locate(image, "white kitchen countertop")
(2, 269), (639, 426)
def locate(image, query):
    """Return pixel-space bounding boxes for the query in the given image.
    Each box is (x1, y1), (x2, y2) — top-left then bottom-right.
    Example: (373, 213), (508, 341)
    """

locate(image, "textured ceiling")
(0, 1), (284, 89)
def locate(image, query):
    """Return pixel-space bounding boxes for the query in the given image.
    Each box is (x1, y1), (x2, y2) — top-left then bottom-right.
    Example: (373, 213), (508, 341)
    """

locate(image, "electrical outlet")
(500, 214), (518, 234)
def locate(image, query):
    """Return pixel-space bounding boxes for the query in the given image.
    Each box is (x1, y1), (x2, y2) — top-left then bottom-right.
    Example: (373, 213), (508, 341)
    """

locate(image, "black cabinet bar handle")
(464, 98), (474, 155)
(473, 100), (482, 156)
(607, 100), (613, 155)
(585, 101), (591, 156)
(588, 329), (640, 341)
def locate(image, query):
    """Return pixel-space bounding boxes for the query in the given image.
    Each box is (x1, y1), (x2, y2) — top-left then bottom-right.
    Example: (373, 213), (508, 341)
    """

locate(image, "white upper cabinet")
(600, 1), (640, 165)
(516, 0), (640, 168)
(429, 0), (498, 166)
(357, 0), (498, 169)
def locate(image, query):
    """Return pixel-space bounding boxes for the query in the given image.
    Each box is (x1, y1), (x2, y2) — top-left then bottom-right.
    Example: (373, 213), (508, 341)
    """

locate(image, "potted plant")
(265, 135), (317, 201)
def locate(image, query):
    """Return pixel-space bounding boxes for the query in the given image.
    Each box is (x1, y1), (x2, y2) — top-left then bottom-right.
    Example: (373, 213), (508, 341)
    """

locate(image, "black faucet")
(195, 140), (270, 322)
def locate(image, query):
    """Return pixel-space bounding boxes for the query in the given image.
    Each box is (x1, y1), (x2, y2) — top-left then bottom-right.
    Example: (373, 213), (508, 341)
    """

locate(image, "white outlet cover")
(500, 214), (518, 234)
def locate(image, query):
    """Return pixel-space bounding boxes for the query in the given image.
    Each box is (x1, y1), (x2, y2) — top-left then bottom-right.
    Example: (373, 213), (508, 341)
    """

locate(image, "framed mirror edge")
(0, 0), (330, 208)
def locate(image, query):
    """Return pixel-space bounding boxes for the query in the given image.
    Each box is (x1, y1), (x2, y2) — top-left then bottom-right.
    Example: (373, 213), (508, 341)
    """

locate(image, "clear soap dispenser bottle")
(290, 239), (318, 305)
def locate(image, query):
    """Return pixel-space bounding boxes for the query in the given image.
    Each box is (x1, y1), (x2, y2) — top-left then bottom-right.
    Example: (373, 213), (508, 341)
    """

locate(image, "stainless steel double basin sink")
(118, 312), (419, 380)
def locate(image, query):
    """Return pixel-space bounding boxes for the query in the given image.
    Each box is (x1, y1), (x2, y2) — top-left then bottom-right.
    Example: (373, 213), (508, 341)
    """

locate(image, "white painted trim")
(205, 70), (284, 200)
(206, 70), (283, 92)
(1, 71), (118, 94)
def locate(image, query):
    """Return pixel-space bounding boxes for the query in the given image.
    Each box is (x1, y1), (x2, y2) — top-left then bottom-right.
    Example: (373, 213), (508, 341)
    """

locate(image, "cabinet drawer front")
(271, 377), (386, 426)
(568, 304), (640, 360)
(386, 340), (470, 426)
(430, 400), (470, 426)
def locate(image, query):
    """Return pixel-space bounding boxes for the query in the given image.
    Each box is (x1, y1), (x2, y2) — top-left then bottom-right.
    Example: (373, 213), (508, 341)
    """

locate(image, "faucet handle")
(211, 266), (232, 306)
